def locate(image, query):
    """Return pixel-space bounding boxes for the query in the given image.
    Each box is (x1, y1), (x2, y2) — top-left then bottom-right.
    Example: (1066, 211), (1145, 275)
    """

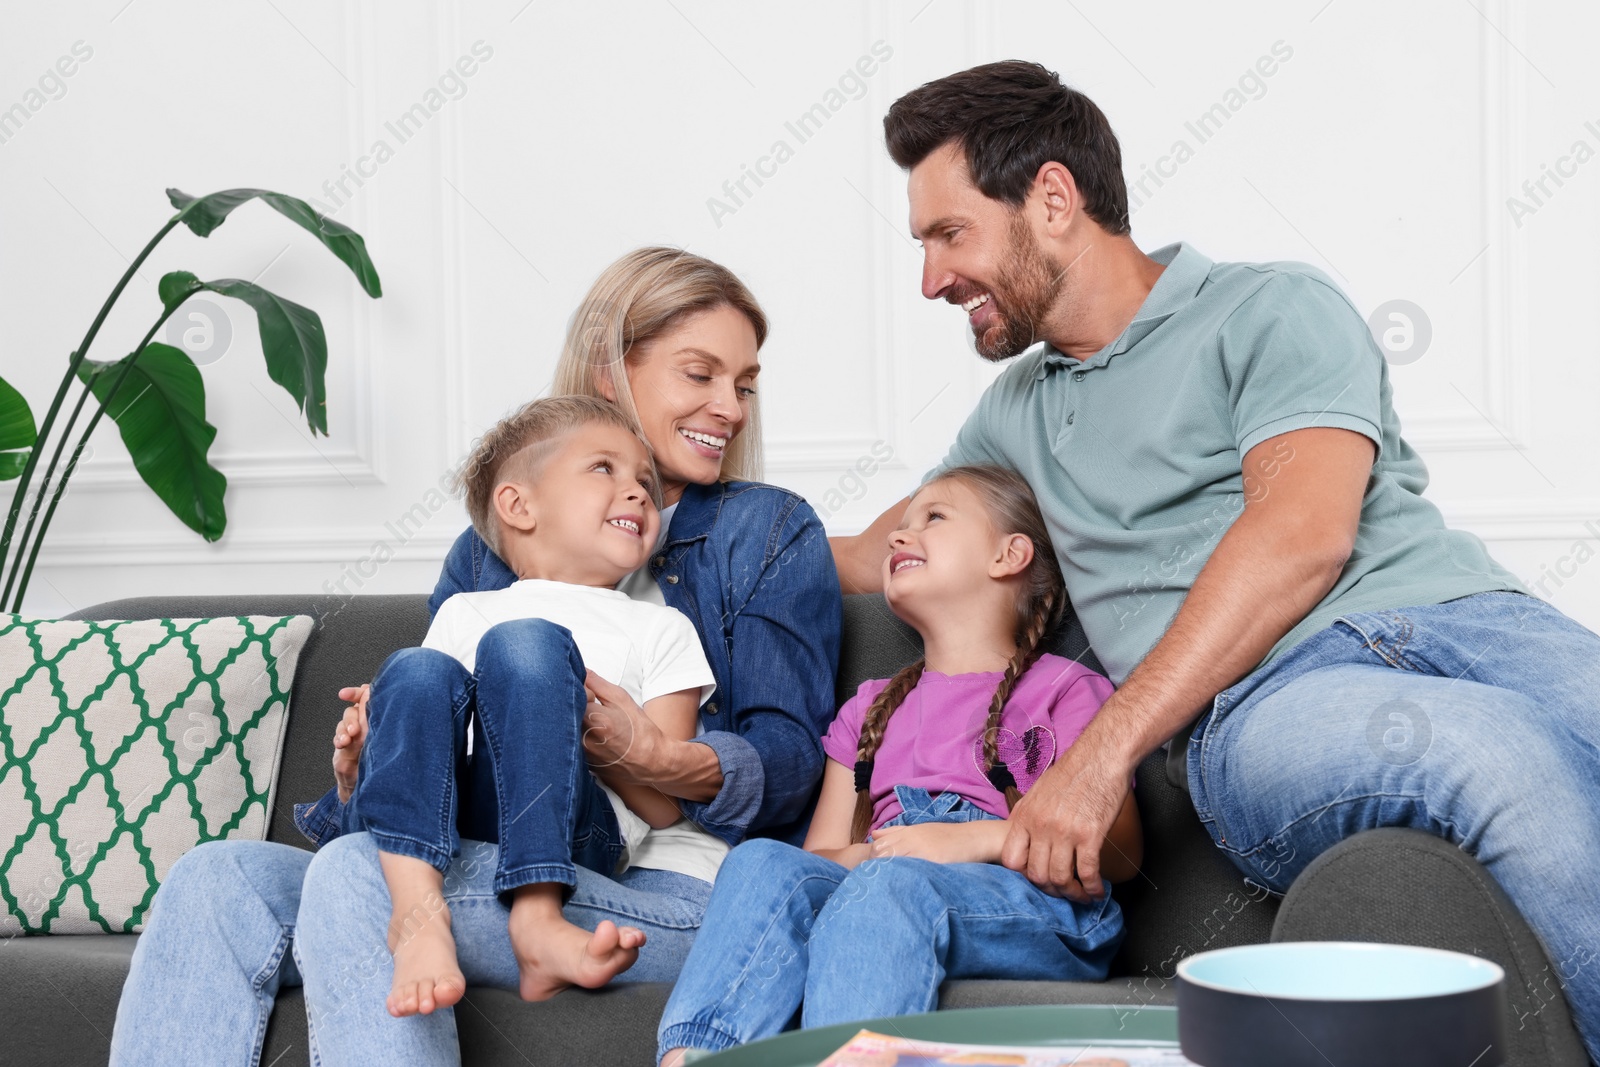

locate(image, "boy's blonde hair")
(551, 246), (768, 482)
(451, 395), (656, 559)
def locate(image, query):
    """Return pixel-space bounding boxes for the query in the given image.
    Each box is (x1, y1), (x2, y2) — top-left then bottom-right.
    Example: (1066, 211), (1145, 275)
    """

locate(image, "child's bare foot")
(508, 886), (645, 1001)
(378, 851), (466, 1017)
(386, 900), (467, 1017)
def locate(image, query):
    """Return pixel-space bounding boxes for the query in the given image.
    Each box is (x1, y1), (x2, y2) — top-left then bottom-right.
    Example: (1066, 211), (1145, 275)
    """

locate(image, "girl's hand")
(332, 684), (369, 803)
(868, 821), (1005, 865)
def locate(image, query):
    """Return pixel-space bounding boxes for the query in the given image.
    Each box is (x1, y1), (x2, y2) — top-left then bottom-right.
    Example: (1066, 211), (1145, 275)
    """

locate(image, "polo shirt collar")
(1036, 241), (1213, 377)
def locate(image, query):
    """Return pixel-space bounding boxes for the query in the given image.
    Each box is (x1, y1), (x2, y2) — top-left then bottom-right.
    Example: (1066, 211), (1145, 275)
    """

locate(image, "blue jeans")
(109, 835), (712, 1066)
(341, 618), (623, 896)
(1187, 590), (1600, 1063)
(655, 786), (1124, 1061)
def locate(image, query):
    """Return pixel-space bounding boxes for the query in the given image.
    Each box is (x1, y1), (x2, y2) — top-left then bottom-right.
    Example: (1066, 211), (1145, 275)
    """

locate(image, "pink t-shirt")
(821, 653), (1116, 831)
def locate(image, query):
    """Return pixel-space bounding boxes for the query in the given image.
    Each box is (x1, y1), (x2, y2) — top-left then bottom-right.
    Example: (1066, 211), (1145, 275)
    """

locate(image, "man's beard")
(972, 213), (1067, 363)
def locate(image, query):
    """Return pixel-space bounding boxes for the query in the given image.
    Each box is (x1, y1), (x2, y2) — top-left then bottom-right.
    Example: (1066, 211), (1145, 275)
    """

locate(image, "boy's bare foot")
(378, 851), (466, 1017)
(508, 886), (645, 1001)
(386, 900), (467, 1017)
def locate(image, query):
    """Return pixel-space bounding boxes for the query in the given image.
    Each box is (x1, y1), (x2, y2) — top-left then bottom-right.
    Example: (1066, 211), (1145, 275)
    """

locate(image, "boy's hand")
(868, 821), (1004, 865)
(332, 684), (369, 803)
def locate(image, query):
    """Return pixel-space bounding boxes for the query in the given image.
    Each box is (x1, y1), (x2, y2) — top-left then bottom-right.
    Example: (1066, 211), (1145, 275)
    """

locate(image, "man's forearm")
(829, 534), (885, 594)
(829, 496), (907, 595)
(1088, 511), (1351, 770)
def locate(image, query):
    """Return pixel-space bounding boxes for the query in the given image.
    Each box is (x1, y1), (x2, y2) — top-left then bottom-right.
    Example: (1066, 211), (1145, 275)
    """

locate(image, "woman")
(109, 248), (843, 1065)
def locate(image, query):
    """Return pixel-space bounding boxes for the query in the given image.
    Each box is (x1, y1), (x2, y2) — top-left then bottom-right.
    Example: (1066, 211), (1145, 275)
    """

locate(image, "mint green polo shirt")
(932, 241), (1525, 687)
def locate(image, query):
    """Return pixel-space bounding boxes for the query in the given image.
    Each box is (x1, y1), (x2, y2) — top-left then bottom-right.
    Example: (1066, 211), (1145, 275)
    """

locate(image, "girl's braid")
(849, 658), (926, 844)
(980, 587), (1059, 812)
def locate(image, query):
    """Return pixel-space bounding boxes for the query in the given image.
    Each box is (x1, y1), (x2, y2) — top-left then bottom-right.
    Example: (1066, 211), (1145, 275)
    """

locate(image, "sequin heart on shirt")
(971, 725), (1057, 794)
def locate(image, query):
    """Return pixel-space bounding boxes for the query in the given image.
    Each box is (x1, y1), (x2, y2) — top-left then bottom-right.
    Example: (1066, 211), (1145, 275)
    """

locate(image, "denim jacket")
(293, 479), (843, 850)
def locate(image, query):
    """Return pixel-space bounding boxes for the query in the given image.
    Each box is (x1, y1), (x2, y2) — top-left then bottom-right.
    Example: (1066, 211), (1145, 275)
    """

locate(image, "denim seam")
(1337, 611), (1427, 673)
(290, 938), (325, 1067)
(712, 872), (841, 1014)
(365, 828), (453, 872)
(566, 891), (704, 930)
(1230, 789), (1426, 870)
(494, 862), (576, 895)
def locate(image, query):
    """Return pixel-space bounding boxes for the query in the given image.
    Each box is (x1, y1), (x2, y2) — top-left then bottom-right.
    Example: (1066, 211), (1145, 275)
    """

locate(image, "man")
(832, 60), (1600, 1062)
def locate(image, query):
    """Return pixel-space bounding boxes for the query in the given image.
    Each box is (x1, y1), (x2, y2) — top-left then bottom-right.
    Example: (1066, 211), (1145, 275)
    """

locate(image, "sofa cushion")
(1, 613), (313, 933)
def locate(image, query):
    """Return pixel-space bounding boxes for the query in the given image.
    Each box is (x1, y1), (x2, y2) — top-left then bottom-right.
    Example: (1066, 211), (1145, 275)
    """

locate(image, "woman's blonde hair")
(850, 464), (1068, 844)
(551, 247), (768, 482)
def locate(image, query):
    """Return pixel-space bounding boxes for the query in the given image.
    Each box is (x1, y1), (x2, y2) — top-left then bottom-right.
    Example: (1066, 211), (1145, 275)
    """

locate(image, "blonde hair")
(451, 395), (655, 558)
(551, 247), (768, 482)
(850, 465), (1067, 844)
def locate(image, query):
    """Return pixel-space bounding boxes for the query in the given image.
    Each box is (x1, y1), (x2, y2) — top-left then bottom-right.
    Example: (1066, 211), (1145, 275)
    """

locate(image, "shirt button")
(653, 556), (666, 567)
(666, 574), (679, 584)
(706, 702), (718, 714)
(1066, 411), (1075, 425)
(1073, 371), (1085, 382)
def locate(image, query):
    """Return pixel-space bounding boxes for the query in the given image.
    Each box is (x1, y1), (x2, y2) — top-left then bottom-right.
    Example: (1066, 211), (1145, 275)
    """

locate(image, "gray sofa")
(1, 592), (1588, 1066)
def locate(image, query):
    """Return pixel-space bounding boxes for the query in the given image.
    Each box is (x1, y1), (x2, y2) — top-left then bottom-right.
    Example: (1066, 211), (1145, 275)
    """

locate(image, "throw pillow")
(0, 613), (313, 934)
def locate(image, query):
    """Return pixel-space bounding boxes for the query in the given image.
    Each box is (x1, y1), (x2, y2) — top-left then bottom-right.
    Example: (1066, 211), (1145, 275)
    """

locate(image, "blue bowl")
(1176, 941), (1506, 1067)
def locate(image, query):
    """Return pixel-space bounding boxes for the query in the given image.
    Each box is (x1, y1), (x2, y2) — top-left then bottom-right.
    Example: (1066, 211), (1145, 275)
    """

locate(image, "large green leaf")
(75, 344), (226, 540)
(0, 375), (35, 481)
(159, 270), (328, 437)
(166, 188), (382, 299)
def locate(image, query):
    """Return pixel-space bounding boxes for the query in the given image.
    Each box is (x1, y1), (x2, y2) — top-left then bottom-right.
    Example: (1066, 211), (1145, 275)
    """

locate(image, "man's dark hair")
(884, 60), (1130, 236)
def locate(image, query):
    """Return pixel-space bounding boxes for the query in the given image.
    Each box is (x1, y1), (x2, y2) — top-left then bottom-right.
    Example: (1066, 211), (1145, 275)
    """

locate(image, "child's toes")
(387, 982), (418, 1017)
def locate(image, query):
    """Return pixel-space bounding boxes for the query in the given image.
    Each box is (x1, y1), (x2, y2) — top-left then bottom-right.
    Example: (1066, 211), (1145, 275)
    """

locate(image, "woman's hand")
(583, 671), (723, 801)
(332, 684), (369, 803)
(868, 821), (1006, 865)
(581, 671), (665, 786)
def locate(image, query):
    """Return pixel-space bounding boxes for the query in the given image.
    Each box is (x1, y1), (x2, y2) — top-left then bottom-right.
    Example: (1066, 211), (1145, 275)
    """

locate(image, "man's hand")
(332, 683), (370, 803)
(869, 820), (1006, 865)
(1001, 722), (1131, 901)
(582, 671), (665, 785)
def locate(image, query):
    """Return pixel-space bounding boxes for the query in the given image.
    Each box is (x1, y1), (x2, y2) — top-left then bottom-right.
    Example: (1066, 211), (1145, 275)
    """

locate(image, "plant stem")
(0, 215), (182, 592)
(4, 305), (181, 612)
(0, 369), (103, 608)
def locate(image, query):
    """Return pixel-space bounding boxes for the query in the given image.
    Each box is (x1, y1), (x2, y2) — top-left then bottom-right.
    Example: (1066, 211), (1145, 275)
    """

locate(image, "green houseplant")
(0, 188), (382, 612)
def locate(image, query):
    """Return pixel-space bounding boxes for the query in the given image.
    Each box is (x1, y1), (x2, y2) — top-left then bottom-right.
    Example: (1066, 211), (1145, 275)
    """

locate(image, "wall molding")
(68, 2), (384, 491)
(1389, 0), (1529, 453)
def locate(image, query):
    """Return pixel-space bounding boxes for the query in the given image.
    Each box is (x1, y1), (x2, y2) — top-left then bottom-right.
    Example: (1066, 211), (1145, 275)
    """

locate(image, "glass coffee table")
(687, 1004), (1181, 1066)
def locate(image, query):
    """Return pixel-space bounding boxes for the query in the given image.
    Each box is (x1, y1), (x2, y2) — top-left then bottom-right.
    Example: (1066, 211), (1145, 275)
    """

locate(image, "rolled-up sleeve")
(677, 498), (843, 844)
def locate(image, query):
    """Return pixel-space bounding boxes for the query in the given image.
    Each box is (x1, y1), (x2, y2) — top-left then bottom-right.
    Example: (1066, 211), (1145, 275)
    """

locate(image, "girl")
(656, 464), (1143, 1065)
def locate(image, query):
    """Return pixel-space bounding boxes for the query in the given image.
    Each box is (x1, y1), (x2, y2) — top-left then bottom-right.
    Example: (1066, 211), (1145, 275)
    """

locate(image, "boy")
(341, 395), (715, 1017)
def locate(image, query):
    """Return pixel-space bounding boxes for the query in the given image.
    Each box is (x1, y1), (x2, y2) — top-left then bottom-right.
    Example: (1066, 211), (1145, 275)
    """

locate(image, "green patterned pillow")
(0, 613), (313, 935)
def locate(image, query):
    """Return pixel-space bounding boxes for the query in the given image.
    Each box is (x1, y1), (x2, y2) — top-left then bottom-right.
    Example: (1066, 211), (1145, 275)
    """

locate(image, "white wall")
(5, 0), (1599, 634)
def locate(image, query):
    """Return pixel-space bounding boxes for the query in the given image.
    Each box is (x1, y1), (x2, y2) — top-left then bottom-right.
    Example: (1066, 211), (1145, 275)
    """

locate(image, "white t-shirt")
(613, 501), (677, 607)
(424, 568), (730, 882)
(606, 501), (732, 882)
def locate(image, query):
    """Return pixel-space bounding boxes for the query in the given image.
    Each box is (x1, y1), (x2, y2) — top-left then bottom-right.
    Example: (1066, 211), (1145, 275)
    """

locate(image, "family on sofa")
(106, 59), (1600, 1067)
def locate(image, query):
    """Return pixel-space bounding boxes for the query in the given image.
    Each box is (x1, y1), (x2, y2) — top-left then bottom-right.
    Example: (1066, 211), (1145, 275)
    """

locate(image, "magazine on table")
(816, 1028), (1198, 1066)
